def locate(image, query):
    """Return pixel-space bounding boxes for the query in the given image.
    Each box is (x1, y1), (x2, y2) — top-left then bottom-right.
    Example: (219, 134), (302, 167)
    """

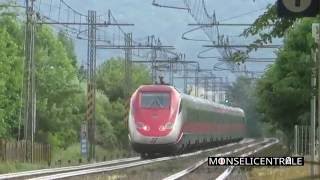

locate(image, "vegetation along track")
(9, 138), (256, 179)
(0, 157), (141, 180)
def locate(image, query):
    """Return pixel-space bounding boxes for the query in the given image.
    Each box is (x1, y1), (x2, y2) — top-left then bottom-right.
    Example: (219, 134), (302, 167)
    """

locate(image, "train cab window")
(141, 92), (170, 108)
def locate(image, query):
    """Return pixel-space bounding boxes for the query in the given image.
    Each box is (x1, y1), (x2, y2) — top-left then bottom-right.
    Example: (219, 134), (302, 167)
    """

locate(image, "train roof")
(180, 93), (245, 117)
(137, 84), (173, 91)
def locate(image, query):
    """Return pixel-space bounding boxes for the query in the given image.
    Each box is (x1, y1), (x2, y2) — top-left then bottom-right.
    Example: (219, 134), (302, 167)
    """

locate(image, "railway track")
(163, 138), (279, 180)
(0, 157), (141, 180)
(0, 138), (255, 180)
(216, 139), (279, 180)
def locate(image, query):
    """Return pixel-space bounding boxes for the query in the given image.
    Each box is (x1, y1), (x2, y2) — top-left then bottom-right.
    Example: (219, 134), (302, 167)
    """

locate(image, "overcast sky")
(65, 0), (278, 80)
(11, 0), (279, 85)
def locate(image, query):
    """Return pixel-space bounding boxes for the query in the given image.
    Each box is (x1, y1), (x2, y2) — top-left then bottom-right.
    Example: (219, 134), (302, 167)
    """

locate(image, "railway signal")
(277, 0), (319, 17)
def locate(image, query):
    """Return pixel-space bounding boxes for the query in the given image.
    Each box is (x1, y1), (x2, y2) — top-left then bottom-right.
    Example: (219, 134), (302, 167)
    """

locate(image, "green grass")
(247, 165), (316, 180)
(52, 143), (133, 163)
(0, 162), (48, 174)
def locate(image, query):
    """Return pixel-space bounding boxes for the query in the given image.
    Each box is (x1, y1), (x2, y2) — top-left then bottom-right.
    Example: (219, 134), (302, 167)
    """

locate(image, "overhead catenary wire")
(152, 0), (275, 77)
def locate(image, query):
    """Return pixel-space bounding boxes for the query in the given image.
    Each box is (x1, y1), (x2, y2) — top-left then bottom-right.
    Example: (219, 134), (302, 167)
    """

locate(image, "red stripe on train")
(182, 122), (245, 133)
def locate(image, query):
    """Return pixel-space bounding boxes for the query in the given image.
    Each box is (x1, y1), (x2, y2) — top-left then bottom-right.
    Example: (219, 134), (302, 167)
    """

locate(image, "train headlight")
(135, 122), (150, 131)
(159, 122), (174, 131)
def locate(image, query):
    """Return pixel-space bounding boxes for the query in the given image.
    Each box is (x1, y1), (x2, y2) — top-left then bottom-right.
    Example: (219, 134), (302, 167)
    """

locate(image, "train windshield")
(141, 92), (170, 108)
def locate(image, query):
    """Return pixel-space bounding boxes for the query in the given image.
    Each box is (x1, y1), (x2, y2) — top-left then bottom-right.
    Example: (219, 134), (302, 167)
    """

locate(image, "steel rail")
(28, 139), (254, 180)
(163, 138), (277, 180)
(0, 157), (140, 180)
(216, 138), (279, 180)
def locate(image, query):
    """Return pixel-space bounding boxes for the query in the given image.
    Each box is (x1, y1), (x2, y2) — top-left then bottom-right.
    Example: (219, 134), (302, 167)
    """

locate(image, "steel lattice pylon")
(86, 10), (97, 161)
(124, 33), (133, 98)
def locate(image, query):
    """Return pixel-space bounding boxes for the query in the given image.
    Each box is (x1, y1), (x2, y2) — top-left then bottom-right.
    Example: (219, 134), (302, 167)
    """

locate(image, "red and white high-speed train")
(128, 85), (246, 157)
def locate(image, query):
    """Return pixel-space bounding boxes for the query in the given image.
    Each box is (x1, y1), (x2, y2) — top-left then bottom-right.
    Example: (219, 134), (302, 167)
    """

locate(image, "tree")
(0, 3), (86, 146)
(0, 23), (23, 138)
(242, 4), (297, 50)
(57, 31), (77, 68)
(34, 25), (84, 148)
(0, 2), (152, 151)
(96, 58), (152, 146)
(95, 91), (117, 148)
(96, 58), (152, 101)
(255, 18), (317, 140)
(0, 6), (24, 138)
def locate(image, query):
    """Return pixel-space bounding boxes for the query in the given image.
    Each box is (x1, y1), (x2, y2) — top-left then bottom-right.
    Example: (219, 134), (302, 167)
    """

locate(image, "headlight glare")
(135, 122), (150, 131)
(159, 122), (174, 131)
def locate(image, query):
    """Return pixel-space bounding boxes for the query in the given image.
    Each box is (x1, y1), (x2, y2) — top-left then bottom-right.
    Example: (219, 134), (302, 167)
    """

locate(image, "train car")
(128, 85), (246, 157)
